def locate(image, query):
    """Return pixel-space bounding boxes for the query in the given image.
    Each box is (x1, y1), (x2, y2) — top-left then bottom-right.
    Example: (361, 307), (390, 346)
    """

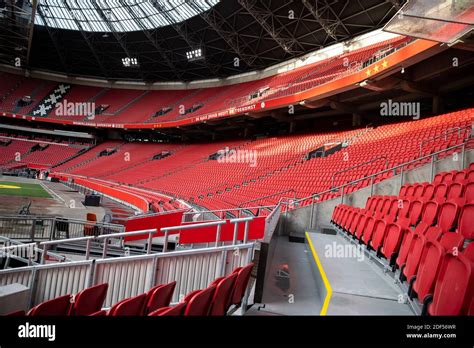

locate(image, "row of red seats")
(0, 37), (409, 125)
(7, 263), (253, 316)
(331, 166), (474, 315)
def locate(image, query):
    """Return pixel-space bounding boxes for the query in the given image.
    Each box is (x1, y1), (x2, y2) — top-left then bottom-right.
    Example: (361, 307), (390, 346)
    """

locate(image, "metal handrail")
(419, 125), (470, 157)
(238, 189), (296, 208)
(331, 156), (389, 188)
(161, 216), (254, 250)
(292, 140), (470, 206)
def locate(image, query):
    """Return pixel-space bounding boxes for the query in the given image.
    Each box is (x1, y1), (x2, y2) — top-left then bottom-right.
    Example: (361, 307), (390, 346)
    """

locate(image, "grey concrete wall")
(281, 149), (474, 236)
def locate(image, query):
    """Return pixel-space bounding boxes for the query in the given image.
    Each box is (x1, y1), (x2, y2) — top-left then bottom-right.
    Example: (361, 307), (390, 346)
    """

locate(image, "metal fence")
(0, 215), (125, 242)
(0, 242), (254, 308)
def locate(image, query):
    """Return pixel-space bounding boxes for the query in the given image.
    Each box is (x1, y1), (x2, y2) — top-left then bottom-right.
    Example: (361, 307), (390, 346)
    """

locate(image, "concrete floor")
(252, 235), (324, 315)
(307, 232), (414, 315)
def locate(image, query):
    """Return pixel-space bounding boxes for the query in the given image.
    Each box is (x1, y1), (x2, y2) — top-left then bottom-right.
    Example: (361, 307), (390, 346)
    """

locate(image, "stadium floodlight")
(122, 57), (139, 68)
(186, 48), (204, 62)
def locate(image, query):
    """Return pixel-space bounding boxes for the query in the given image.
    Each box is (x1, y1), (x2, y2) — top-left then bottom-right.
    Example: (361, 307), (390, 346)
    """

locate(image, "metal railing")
(419, 125), (470, 157)
(292, 140), (471, 207)
(0, 215), (125, 242)
(331, 156), (389, 188)
(0, 241), (255, 308)
(238, 189), (296, 208)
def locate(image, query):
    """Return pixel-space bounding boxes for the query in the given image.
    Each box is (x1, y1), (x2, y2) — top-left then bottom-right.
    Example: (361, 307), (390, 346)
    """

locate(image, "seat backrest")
(429, 253), (473, 315)
(404, 226), (443, 281)
(433, 183), (448, 198)
(354, 214), (368, 239)
(405, 185), (415, 197)
(453, 171), (466, 183)
(437, 202), (459, 233)
(413, 184), (424, 198)
(464, 182), (474, 203)
(447, 183), (464, 199)
(71, 283), (108, 316)
(361, 216), (376, 243)
(145, 281), (176, 314)
(420, 200), (439, 226)
(184, 285), (216, 316)
(399, 185), (408, 198)
(433, 173), (444, 184)
(229, 263), (254, 306)
(28, 295), (72, 316)
(413, 240), (445, 302)
(148, 302), (187, 316)
(209, 273), (238, 316)
(421, 184), (435, 200)
(457, 204), (474, 240)
(381, 223), (403, 260)
(409, 200), (423, 226)
(370, 219), (387, 251)
(108, 293), (146, 316)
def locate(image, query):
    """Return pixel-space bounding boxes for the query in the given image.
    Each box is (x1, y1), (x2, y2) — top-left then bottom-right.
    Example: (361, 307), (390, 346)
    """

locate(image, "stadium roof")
(35, 0), (220, 32)
(0, 0), (404, 82)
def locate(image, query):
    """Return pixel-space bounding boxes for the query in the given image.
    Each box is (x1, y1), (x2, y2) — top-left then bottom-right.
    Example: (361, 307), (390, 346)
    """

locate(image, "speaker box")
(84, 194), (101, 206)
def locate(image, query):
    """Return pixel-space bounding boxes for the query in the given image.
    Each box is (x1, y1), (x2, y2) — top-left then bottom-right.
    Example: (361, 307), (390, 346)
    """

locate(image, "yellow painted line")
(0, 184), (21, 189)
(306, 231), (332, 316)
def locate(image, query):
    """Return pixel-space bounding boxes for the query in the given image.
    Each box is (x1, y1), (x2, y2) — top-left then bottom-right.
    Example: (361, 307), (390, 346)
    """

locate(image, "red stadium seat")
(229, 263), (254, 307)
(69, 283), (108, 316)
(108, 293), (147, 316)
(144, 281), (176, 314)
(184, 286), (216, 316)
(148, 302), (187, 316)
(401, 227), (443, 283)
(209, 273), (239, 316)
(424, 252), (474, 316)
(457, 204), (474, 240)
(28, 295), (72, 316)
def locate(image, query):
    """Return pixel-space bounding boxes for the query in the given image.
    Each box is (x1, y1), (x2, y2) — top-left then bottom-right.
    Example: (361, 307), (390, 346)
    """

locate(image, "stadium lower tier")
(331, 165), (474, 316)
(2, 108), (473, 211)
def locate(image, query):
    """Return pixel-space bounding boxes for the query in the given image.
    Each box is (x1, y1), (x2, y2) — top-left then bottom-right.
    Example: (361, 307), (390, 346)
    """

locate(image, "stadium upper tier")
(0, 36), (419, 129)
(46, 108), (473, 212)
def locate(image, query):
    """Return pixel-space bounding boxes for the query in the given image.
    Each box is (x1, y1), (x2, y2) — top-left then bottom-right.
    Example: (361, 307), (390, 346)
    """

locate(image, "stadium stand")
(0, 38), (409, 126)
(47, 108), (473, 211)
(331, 165), (474, 315)
(7, 264), (254, 316)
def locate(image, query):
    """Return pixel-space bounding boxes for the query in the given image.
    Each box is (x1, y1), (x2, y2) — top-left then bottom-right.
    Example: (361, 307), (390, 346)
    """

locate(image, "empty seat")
(148, 302), (187, 316)
(369, 219), (387, 252)
(69, 283), (108, 316)
(424, 252), (474, 315)
(380, 223), (404, 263)
(410, 232), (464, 303)
(28, 295), (72, 316)
(144, 281), (176, 314)
(401, 227), (443, 283)
(437, 202), (459, 233)
(184, 285), (216, 316)
(458, 204), (474, 240)
(229, 263), (254, 307)
(209, 273), (239, 316)
(108, 293), (147, 316)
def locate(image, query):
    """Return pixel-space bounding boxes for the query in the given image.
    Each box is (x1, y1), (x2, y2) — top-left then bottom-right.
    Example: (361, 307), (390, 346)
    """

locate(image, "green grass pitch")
(0, 181), (51, 198)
